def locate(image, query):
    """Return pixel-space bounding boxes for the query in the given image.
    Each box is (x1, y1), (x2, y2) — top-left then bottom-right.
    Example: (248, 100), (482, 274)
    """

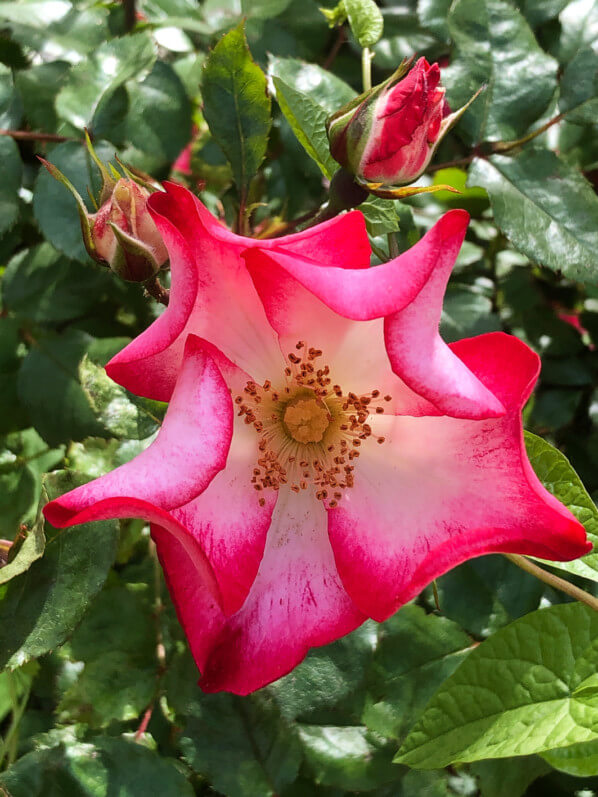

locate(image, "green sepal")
(37, 156), (97, 259)
(359, 182), (462, 200)
(320, 1), (347, 28)
(84, 129), (117, 205)
(108, 221), (161, 282)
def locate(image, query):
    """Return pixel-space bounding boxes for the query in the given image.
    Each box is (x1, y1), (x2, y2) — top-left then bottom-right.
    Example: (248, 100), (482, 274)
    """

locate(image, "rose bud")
(326, 57), (481, 199)
(39, 137), (168, 283)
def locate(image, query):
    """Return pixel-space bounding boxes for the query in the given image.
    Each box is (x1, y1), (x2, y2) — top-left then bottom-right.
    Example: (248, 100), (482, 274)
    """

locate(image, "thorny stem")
(0, 129), (73, 143)
(361, 47), (373, 91)
(505, 554), (598, 612)
(144, 275), (170, 306)
(491, 112), (565, 153)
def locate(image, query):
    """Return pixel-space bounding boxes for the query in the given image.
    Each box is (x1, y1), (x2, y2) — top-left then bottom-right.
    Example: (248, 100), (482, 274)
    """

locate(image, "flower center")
(235, 342), (390, 507)
(283, 396), (331, 444)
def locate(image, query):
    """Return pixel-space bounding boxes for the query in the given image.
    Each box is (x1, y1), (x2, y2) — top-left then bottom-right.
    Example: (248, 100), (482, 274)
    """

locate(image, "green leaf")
(345, 0), (384, 48)
(441, 285), (501, 342)
(0, 471), (118, 670)
(241, 0), (294, 19)
(0, 64), (23, 129)
(14, 61), (70, 131)
(445, 0), (558, 143)
(202, 23), (271, 202)
(272, 76), (338, 178)
(55, 32), (156, 132)
(268, 56), (355, 112)
(470, 756), (551, 797)
(33, 140), (119, 262)
(557, 0), (598, 63)
(559, 46), (598, 125)
(395, 602), (598, 768)
(0, 498), (45, 586)
(125, 61), (192, 165)
(524, 431), (598, 581)
(79, 356), (159, 440)
(17, 329), (123, 447)
(297, 725), (397, 790)
(0, 458), (36, 538)
(180, 693), (302, 797)
(359, 198), (400, 237)
(542, 737), (598, 776)
(3, 243), (116, 324)
(362, 605), (473, 742)
(522, 0), (570, 27)
(468, 149), (598, 283)
(0, 731), (194, 796)
(418, 0), (451, 42)
(0, 136), (22, 236)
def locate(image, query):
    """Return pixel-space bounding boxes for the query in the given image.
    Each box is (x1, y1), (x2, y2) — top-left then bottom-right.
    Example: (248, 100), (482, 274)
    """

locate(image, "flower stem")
(491, 113), (565, 154)
(504, 554), (598, 612)
(387, 232), (399, 259)
(144, 275), (170, 306)
(361, 47), (373, 91)
(0, 128), (73, 143)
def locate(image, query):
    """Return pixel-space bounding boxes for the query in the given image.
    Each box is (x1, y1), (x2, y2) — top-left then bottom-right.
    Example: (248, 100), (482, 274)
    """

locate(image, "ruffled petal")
(107, 185), (371, 401)
(153, 491), (365, 694)
(327, 332), (591, 621)
(43, 335), (233, 524)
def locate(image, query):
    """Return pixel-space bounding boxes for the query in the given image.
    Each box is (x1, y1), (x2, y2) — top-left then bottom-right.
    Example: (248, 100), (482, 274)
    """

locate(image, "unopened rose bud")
(91, 179), (168, 282)
(327, 57), (481, 198)
(39, 138), (168, 283)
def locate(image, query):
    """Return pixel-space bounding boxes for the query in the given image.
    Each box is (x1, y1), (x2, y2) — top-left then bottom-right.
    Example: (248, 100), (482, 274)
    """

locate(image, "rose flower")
(44, 183), (590, 694)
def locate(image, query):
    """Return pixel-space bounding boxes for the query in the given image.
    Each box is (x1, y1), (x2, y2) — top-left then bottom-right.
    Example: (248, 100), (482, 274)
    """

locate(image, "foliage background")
(1, 0), (598, 794)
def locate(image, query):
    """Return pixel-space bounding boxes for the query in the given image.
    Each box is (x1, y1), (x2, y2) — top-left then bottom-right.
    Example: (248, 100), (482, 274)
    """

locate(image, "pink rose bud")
(91, 179), (168, 281)
(327, 57), (480, 197)
(39, 136), (168, 283)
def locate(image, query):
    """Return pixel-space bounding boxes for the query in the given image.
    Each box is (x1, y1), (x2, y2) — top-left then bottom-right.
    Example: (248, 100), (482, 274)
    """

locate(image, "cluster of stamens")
(234, 342), (390, 507)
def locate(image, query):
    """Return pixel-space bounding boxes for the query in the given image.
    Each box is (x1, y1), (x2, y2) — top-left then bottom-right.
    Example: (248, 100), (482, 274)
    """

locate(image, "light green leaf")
(272, 76), (337, 178)
(55, 32), (156, 131)
(0, 501), (45, 586)
(79, 356), (159, 440)
(524, 431), (598, 581)
(396, 603), (598, 768)
(359, 197), (400, 237)
(345, 0), (384, 48)
(0, 136), (22, 236)
(468, 150), (598, 284)
(542, 737), (598, 776)
(0, 471), (118, 670)
(202, 23), (271, 202)
(445, 0), (558, 143)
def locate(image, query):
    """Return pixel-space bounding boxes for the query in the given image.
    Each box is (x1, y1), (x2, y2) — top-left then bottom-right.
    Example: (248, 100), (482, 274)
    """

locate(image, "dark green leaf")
(125, 61), (192, 164)
(470, 756), (551, 797)
(445, 0), (558, 143)
(522, 0), (570, 27)
(3, 243), (116, 324)
(272, 76), (338, 178)
(396, 603), (598, 768)
(202, 23), (271, 202)
(359, 198), (400, 237)
(55, 32), (156, 131)
(0, 471), (118, 670)
(15, 61), (70, 132)
(268, 56), (355, 112)
(180, 693), (302, 797)
(418, 0), (451, 41)
(468, 149), (598, 283)
(0, 136), (22, 236)
(559, 46), (598, 125)
(557, 0), (598, 63)
(0, 732), (194, 796)
(298, 725), (397, 790)
(17, 329), (122, 447)
(362, 605), (473, 742)
(241, 0), (294, 19)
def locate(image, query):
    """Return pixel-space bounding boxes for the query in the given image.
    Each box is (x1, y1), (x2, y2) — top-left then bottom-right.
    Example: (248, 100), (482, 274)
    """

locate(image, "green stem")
(0, 676), (31, 770)
(361, 47), (372, 91)
(491, 112), (565, 154)
(387, 232), (399, 259)
(504, 554), (598, 612)
(370, 240), (388, 262)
